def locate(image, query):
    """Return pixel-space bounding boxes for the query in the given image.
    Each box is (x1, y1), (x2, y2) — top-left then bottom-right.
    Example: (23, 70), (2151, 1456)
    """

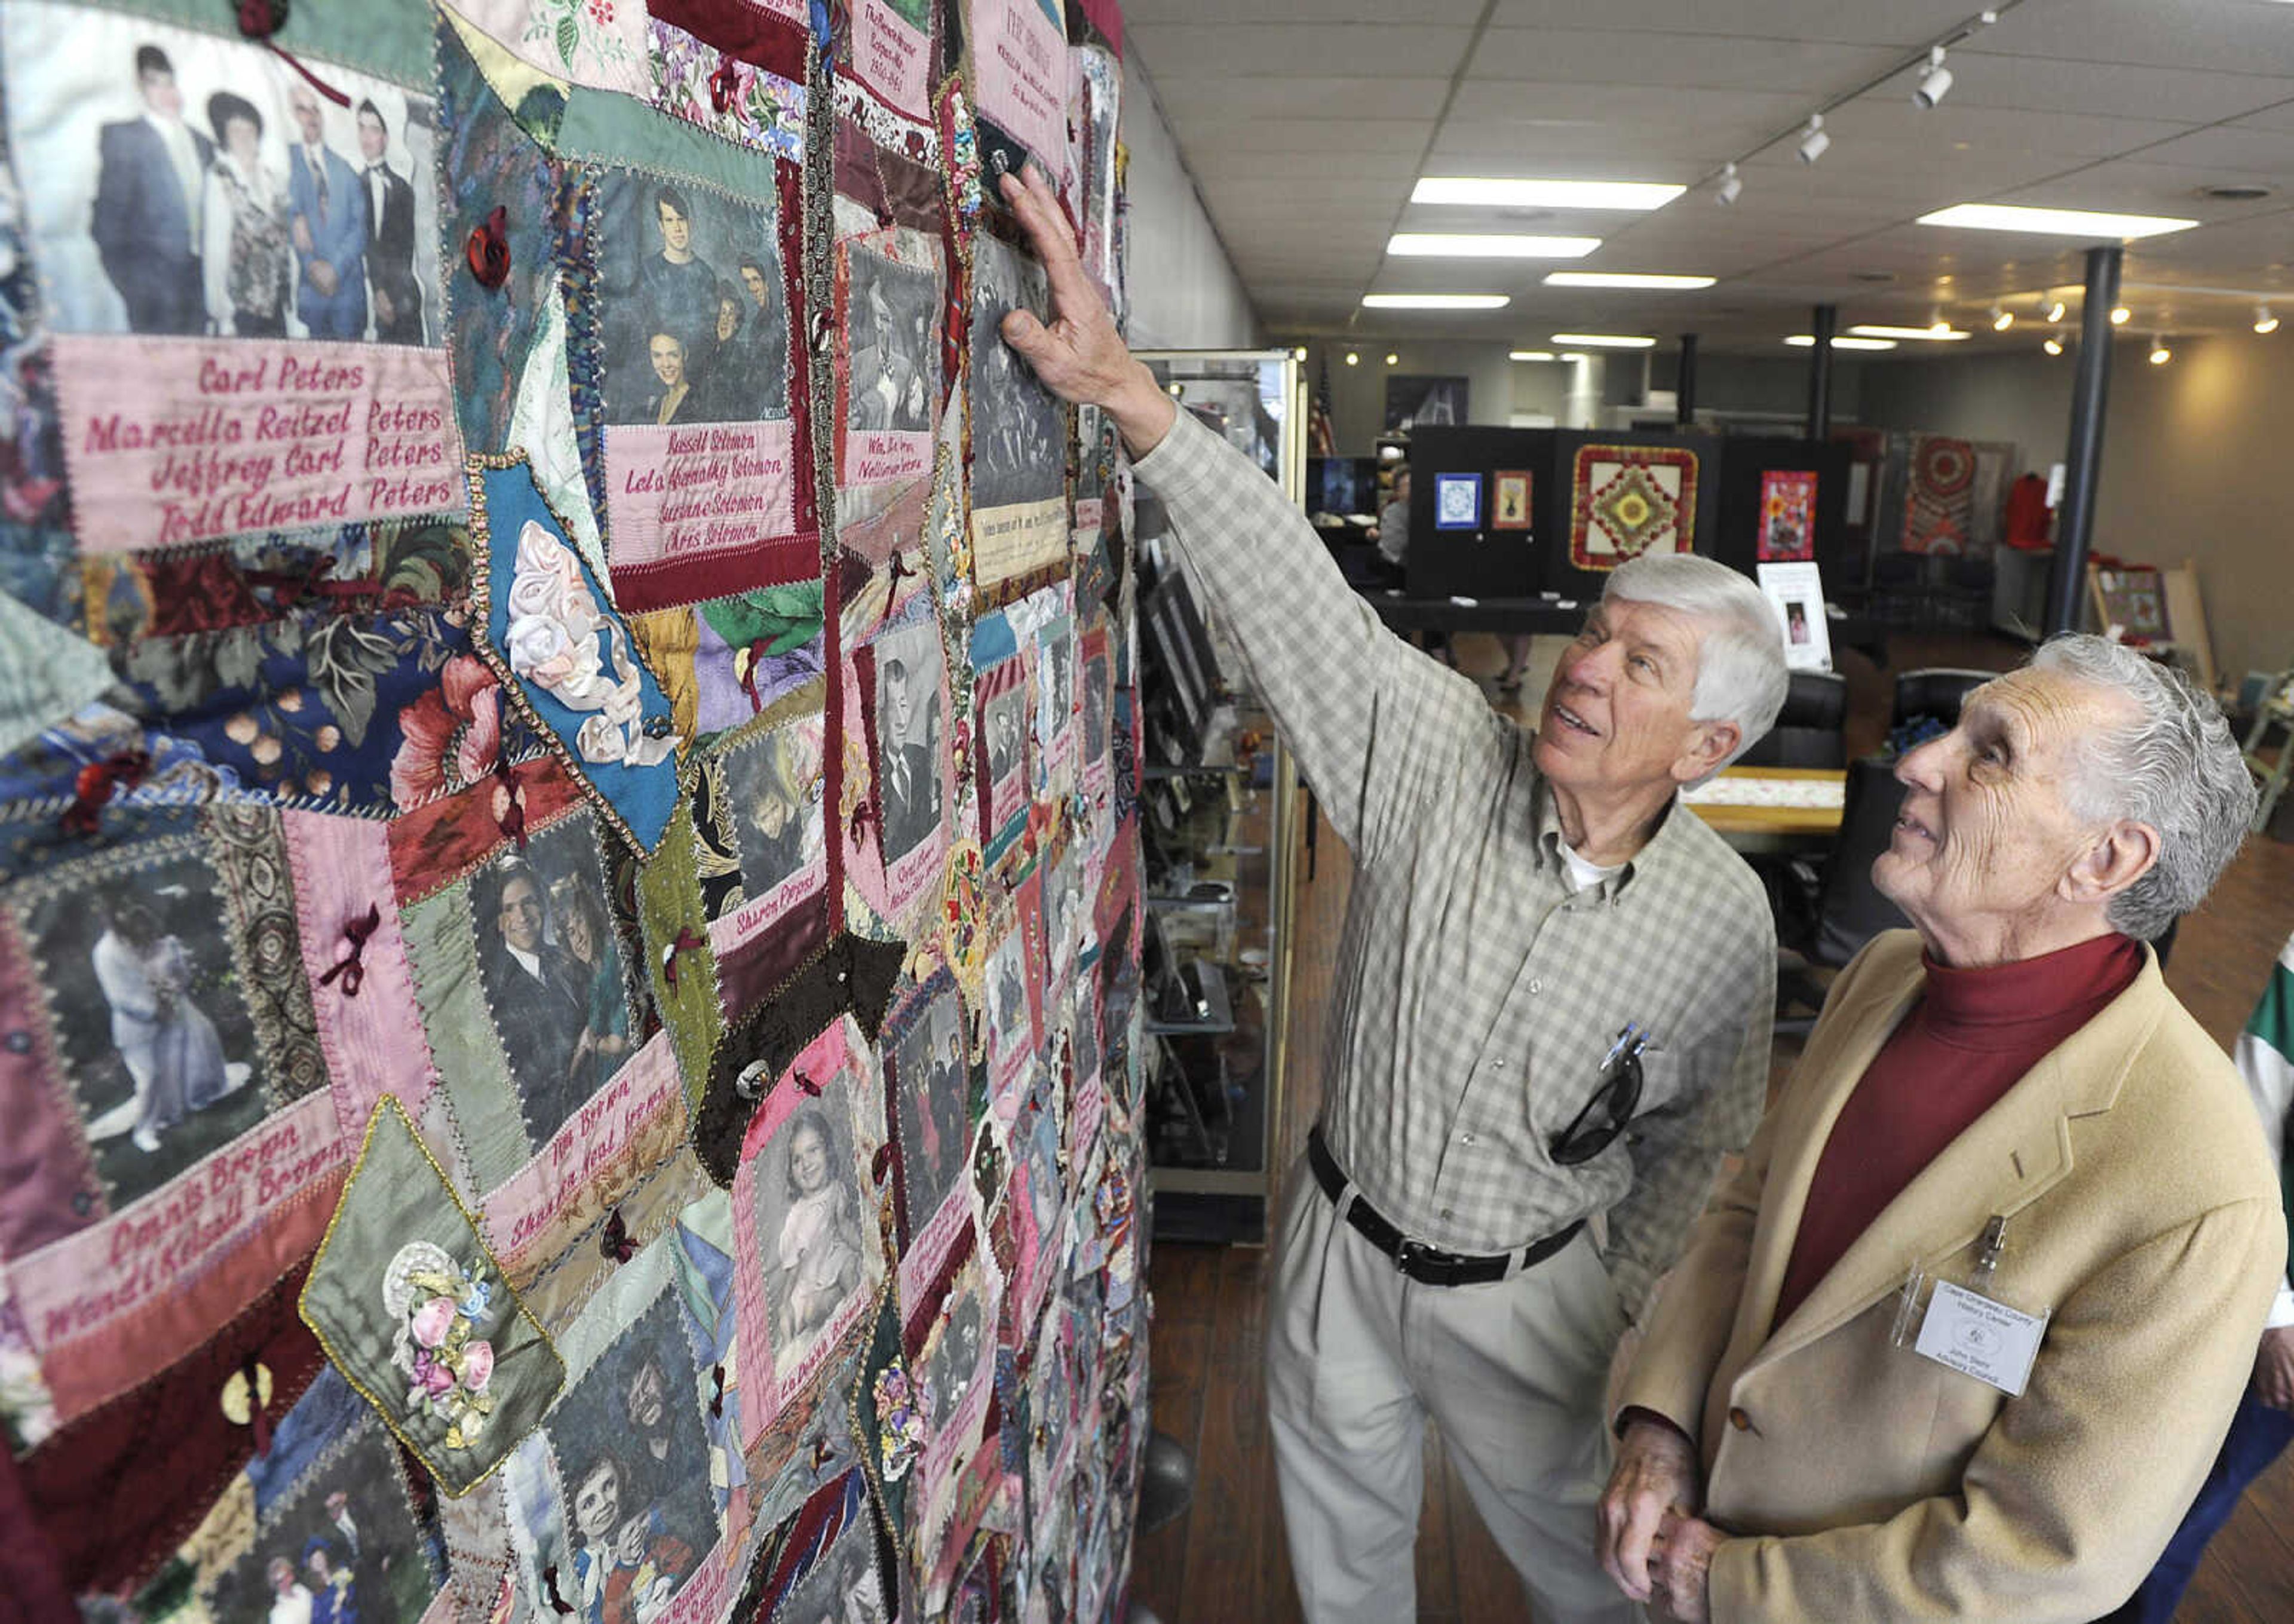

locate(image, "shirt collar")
(1527, 769), (1686, 901)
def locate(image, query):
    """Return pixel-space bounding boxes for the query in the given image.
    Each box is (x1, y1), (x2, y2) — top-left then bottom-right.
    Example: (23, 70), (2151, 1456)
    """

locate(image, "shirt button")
(1728, 1407), (1753, 1432)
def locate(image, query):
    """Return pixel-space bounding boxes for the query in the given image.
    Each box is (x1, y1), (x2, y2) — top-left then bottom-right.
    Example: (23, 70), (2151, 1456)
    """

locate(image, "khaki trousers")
(1265, 1156), (1640, 1623)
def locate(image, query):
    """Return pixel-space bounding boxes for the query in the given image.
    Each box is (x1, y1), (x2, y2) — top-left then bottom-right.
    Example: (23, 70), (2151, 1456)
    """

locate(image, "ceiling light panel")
(1410, 177), (1685, 211)
(1848, 324), (1972, 340)
(1786, 336), (1899, 350)
(1361, 293), (1511, 310)
(1542, 272), (1716, 289)
(1388, 233), (1602, 259)
(1916, 203), (2198, 240)
(1550, 333), (1657, 348)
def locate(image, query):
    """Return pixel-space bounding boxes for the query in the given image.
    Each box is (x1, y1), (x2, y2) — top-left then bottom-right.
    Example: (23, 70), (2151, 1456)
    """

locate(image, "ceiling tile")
(1128, 22), (1475, 81)
(1936, 51), (2294, 124)
(1976, 0), (2294, 75)
(1470, 28), (1902, 93)
(1486, 0), (1989, 47)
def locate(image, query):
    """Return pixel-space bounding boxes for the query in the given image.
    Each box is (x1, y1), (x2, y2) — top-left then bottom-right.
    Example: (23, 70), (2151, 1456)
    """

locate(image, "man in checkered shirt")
(998, 169), (1786, 1623)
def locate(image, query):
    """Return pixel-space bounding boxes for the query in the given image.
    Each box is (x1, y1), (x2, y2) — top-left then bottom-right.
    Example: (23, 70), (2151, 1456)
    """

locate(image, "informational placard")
(1758, 560), (1833, 673)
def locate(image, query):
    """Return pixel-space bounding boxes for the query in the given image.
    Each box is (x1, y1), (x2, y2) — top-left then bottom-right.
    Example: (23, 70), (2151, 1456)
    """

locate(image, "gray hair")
(1602, 553), (1790, 775)
(2029, 633), (2256, 941)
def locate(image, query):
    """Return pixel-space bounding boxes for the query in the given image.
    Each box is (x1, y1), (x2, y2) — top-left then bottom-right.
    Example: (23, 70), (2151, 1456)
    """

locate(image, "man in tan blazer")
(1599, 636), (2281, 1622)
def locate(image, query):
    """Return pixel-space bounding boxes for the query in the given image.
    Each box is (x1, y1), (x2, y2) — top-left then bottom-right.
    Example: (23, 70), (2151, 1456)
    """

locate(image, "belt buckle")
(1394, 1238), (1426, 1279)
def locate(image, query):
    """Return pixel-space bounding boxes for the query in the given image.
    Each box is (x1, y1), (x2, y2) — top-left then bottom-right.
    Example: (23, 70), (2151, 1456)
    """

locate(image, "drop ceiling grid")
(1124, 0), (2294, 348)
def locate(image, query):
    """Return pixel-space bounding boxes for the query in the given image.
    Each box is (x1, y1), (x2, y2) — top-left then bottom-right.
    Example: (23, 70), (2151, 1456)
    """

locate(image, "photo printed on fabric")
(2, 3), (463, 554)
(966, 235), (1062, 516)
(890, 986), (968, 1251)
(518, 1287), (717, 1621)
(465, 813), (639, 1152)
(207, 1403), (441, 1623)
(14, 839), (268, 1207)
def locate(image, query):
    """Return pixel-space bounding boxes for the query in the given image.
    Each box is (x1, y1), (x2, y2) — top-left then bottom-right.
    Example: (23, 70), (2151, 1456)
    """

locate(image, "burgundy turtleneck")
(1771, 931), (2145, 1328)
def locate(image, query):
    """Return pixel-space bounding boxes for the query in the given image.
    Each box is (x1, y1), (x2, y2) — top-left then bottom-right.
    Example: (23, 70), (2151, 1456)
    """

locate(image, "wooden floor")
(1131, 631), (2294, 1623)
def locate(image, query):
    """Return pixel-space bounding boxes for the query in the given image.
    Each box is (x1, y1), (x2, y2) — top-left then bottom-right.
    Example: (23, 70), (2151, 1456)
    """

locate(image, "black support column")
(1805, 304), (1836, 440)
(1676, 334), (1699, 425)
(2045, 244), (2123, 636)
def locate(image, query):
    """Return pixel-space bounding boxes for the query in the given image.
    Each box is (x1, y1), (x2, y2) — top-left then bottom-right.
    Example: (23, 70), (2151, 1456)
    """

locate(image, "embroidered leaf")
(556, 15), (579, 64)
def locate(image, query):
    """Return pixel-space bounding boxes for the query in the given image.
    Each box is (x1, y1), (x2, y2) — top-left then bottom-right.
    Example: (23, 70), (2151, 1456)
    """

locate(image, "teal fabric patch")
(0, 593), (111, 761)
(299, 1095), (565, 1496)
(557, 81), (789, 195)
(399, 886), (531, 1194)
(477, 459), (682, 852)
(53, 0), (436, 87)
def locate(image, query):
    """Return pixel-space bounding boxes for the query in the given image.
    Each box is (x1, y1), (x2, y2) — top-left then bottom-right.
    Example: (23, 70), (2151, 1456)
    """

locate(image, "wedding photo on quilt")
(0, 1), (1147, 1620)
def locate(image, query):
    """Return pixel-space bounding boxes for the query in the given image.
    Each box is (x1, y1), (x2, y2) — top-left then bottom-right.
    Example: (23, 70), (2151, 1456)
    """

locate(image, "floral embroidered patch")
(300, 1095), (564, 1495)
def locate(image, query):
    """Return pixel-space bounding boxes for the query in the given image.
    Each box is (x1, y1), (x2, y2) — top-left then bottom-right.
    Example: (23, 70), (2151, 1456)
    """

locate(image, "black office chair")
(1937, 555), (1996, 633)
(1890, 667), (1995, 732)
(1869, 553), (1930, 628)
(1777, 756), (1912, 1034)
(1739, 671), (1849, 769)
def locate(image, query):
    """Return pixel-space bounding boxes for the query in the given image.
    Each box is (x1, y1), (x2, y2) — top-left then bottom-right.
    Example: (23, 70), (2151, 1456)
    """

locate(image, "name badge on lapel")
(1893, 1214), (2051, 1398)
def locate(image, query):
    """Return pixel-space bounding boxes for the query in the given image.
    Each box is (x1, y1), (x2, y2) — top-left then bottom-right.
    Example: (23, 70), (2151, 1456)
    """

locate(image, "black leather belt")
(1307, 1124), (1585, 1288)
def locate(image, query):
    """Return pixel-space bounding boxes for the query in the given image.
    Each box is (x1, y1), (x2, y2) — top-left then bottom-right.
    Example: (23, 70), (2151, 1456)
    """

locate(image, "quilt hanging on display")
(1899, 433), (1976, 555)
(1569, 443), (1697, 570)
(0, 1), (1151, 1620)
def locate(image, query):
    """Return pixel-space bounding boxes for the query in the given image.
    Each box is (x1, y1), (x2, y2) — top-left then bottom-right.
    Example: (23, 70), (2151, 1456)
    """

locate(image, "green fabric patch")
(299, 1097), (565, 1496)
(399, 888), (530, 1194)
(636, 799), (722, 1113)
(558, 82), (787, 195)
(62, 0), (435, 87)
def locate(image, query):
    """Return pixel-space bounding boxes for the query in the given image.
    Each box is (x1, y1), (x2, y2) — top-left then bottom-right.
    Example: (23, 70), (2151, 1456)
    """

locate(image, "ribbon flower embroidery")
(385, 1242), (499, 1450)
(504, 520), (680, 772)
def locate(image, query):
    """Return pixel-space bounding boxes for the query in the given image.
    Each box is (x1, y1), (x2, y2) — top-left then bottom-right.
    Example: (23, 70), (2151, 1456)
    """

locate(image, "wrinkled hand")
(1648, 1511), (1725, 1623)
(993, 167), (1174, 456)
(1598, 1416), (1704, 1603)
(309, 260), (339, 298)
(2255, 1325), (2294, 1410)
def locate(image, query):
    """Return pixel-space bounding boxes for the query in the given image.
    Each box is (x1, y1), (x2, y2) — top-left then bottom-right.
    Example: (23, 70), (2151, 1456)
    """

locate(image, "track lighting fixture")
(1716, 163), (1743, 207)
(2258, 306), (2280, 334)
(1798, 116), (1829, 165)
(2045, 299), (2067, 323)
(1991, 304), (2013, 331)
(1913, 45), (1954, 109)
(2110, 306), (2132, 326)
(2148, 335), (2172, 365)
(2043, 333), (2064, 356)
(1385, 353), (1399, 365)
(1345, 351), (1358, 366)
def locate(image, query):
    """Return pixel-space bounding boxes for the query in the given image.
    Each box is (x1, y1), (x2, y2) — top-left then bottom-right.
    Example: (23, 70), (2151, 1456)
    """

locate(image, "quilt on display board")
(0, 2), (1148, 1621)
(1569, 443), (1697, 570)
(1899, 432), (1977, 555)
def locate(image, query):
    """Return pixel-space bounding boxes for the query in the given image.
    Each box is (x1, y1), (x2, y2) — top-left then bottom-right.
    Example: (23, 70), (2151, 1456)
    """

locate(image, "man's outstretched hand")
(995, 166), (1177, 457)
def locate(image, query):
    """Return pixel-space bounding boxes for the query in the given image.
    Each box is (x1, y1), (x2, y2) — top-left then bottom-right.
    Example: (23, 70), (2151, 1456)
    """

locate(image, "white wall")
(1858, 334), (2294, 684)
(1120, 53), (1259, 351)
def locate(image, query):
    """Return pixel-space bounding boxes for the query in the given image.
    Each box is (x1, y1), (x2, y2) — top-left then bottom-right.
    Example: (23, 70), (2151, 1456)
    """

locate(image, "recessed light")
(1345, 351), (1359, 366)
(1510, 351), (1559, 361)
(1550, 333), (1657, 348)
(1848, 324), (1971, 341)
(1560, 352), (1588, 362)
(2203, 184), (2273, 202)
(1385, 353), (1400, 365)
(1542, 272), (1716, 290)
(1786, 335), (1899, 350)
(1388, 233), (1602, 259)
(1411, 177), (1685, 211)
(1360, 294), (1511, 310)
(1917, 204), (2198, 240)
(2111, 305), (2132, 325)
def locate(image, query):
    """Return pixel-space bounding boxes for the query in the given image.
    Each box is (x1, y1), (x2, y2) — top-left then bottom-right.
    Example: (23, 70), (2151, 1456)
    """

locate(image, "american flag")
(1309, 352), (1336, 457)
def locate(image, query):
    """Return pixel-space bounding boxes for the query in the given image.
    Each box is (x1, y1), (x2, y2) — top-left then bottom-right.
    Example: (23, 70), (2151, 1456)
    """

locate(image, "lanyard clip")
(1971, 1214), (2008, 1290)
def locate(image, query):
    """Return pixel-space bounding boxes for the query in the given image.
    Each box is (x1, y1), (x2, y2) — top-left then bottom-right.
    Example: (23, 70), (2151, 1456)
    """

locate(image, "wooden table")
(1686, 765), (1847, 855)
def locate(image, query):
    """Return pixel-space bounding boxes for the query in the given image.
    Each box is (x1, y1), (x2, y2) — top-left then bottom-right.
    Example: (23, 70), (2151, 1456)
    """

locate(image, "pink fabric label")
(606, 419), (798, 570)
(8, 1091), (344, 1356)
(839, 425), (933, 490)
(53, 334), (464, 554)
(854, 0), (931, 118)
(482, 1034), (685, 1263)
(284, 809), (439, 1129)
(973, 0), (1069, 165)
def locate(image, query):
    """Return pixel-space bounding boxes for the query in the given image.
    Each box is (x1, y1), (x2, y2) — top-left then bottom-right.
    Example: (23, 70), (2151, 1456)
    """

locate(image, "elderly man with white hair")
(1598, 637), (2280, 1623)
(996, 165), (1786, 1623)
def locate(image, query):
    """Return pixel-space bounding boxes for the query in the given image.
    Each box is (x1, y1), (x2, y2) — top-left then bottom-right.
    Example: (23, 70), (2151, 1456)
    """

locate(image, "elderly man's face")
(292, 92), (322, 147)
(1533, 598), (1718, 797)
(1874, 667), (2129, 950)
